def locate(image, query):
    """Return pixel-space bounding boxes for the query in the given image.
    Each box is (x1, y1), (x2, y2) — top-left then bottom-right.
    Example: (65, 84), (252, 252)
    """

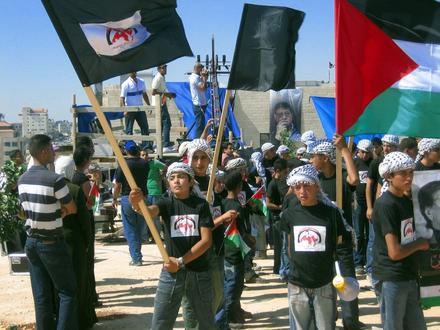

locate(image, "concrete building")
(0, 121), (25, 166)
(21, 107), (48, 138)
(233, 81), (334, 146)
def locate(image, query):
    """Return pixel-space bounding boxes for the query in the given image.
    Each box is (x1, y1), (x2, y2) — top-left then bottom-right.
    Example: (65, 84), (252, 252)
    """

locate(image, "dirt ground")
(1, 239), (440, 330)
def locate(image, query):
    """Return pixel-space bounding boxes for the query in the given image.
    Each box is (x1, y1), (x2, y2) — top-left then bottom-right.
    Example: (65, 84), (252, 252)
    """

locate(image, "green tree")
(279, 129), (302, 158)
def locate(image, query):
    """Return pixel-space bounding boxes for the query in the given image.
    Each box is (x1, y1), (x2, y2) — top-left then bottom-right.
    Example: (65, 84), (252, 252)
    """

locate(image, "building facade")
(21, 107), (48, 138)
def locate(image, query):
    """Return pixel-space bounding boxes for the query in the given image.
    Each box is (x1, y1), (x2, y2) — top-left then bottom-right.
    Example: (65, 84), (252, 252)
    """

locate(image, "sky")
(0, 1), (334, 123)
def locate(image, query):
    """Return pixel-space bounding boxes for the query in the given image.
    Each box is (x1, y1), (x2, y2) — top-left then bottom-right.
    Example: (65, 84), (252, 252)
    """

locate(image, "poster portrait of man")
(269, 89), (303, 146)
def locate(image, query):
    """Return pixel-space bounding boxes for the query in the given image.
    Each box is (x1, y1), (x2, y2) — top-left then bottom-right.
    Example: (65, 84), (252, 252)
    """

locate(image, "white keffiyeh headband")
(381, 134), (399, 146)
(301, 130), (316, 145)
(166, 162), (195, 180)
(357, 139), (373, 153)
(286, 164), (320, 186)
(261, 142), (276, 154)
(225, 157), (247, 172)
(311, 141), (336, 164)
(188, 139), (213, 164)
(251, 152), (266, 178)
(416, 138), (440, 163)
(379, 151), (415, 179)
(277, 145), (290, 156)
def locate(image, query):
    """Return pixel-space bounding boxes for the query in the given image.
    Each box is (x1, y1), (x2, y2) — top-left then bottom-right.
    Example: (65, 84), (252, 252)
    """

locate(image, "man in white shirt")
(120, 72), (151, 147)
(189, 63), (208, 139)
(152, 64), (176, 151)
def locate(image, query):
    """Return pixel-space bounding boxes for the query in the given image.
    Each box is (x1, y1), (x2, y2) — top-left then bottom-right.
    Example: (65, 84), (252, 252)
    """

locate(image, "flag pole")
(336, 148), (343, 209)
(206, 89), (231, 204)
(83, 86), (169, 262)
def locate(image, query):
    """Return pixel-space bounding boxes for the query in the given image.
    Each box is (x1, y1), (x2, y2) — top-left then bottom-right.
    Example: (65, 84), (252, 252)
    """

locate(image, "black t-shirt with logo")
(222, 197), (248, 265)
(237, 181), (254, 232)
(354, 157), (372, 205)
(372, 191), (417, 281)
(156, 194), (214, 272)
(114, 157), (150, 196)
(211, 191), (226, 256)
(318, 170), (355, 225)
(368, 156), (384, 200)
(195, 175), (209, 194)
(267, 177), (289, 216)
(280, 202), (348, 288)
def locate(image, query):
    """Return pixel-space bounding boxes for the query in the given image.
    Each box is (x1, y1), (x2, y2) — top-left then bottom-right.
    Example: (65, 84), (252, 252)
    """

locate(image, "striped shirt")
(18, 165), (72, 239)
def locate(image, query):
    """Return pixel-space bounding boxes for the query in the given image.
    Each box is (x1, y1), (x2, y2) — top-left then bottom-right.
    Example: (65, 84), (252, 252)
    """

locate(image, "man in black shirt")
(373, 152), (429, 330)
(130, 162), (215, 329)
(310, 136), (363, 330)
(113, 141), (150, 266)
(353, 139), (373, 273)
(415, 138), (440, 171)
(281, 164), (353, 330)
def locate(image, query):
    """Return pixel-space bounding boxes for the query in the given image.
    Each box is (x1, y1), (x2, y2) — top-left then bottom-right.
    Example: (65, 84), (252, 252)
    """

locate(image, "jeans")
(120, 195), (146, 263)
(377, 280), (426, 330)
(125, 110), (150, 147)
(222, 259), (245, 322)
(152, 268), (215, 330)
(25, 237), (78, 330)
(288, 282), (336, 330)
(366, 220), (375, 274)
(192, 104), (206, 139)
(353, 203), (369, 267)
(272, 216), (282, 274)
(161, 104), (172, 147)
(280, 231), (290, 280)
(251, 213), (267, 253)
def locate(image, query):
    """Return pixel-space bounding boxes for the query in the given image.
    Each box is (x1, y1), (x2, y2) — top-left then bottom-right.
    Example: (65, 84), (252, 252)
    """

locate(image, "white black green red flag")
(336, 0), (440, 138)
(41, 0), (193, 86)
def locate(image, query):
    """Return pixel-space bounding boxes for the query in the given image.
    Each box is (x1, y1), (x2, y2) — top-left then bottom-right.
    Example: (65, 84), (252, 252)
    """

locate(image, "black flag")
(41, 0), (193, 86)
(227, 4), (305, 91)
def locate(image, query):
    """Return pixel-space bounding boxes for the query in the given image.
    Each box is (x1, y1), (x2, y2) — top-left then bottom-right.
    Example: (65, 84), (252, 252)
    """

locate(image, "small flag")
(88, 182), (101, 216)
(335, 0), (440, 138)
(249, 186), (268, 217)
(227, 4), (305, 91)
(41, 0), (193, 86)
(224, 220), (251, 259)
(329, 62), (335, 69)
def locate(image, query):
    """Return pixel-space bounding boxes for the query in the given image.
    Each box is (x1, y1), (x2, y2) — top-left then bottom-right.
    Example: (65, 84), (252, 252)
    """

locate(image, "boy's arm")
(333, 134), (359, 186)
(266, 196), (281, 211)
(365, 178), (375, 220)
(385, 234), (429, 261)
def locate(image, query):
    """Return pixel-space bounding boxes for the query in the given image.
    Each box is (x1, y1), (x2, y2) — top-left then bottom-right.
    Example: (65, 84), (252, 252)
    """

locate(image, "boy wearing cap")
(113, 141), (150, 266)
(353, 139), (374, 274)
(281, 164), (354, 330)
(130, 162), (215, 329)
(373, 152), (429, 330)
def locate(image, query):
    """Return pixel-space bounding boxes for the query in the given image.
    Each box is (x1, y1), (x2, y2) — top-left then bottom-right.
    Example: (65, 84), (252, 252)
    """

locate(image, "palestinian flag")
(224, 220), (251, 260)
(41, 0), (193, 86)
(336, 0), (440, 138)
(249, 186), (268, 217)
(88, 182), (101, 216)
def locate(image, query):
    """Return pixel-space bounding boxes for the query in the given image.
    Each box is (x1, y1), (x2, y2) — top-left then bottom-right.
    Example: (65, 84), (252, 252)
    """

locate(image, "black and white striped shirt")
(18, 165), (72, 239)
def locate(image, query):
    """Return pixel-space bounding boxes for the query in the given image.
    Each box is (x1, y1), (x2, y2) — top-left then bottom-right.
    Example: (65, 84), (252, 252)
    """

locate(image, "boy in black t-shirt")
(129, 162), (215, 330)
(373, 152), (429, 330)
(281, 165), (353, 330)
(219, 170), (249, 326)
(266, 159), (289, 277)
(415, 138), (440, 171)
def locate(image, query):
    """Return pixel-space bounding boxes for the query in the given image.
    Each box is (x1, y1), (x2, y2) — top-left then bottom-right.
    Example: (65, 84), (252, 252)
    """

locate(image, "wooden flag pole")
(206, 89), (231, 204)
(83, 86), (169, 262)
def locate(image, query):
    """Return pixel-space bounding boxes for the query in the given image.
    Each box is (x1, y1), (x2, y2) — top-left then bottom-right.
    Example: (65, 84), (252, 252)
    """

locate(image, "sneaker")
(129, 260), (142, 266)
(163, 146), (175, 153)
(355, 266), (366, 276)
(245, 274), (263, 284)
(240, 308), (253, 319)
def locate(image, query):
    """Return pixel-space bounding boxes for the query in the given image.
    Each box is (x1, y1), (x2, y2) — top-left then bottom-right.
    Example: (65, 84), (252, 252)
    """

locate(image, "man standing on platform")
(189, 62), (208, 139)
(152, 64), (176, 152)
(120, 72), (151, 147)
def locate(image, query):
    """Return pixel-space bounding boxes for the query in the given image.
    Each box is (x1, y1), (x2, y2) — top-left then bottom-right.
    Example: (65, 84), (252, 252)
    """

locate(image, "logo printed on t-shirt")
(293, 226), (326, 252)
(211, 206), (221, 219)
(401, 218), (415, 245)
(238, 191), (246, 206)
(171, 214), (199, 238)
(359, 170), (368, 184)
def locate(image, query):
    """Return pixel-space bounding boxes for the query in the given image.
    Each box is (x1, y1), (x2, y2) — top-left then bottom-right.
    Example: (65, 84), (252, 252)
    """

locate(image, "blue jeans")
(192, 104), (206, 139)
(377, 280), (426, 330)
(366, 220), (375, 274)
(161, 104), (172, 147)
(222, 259), (245, 322)
(288, 282), (336, 330)
(152, 268), (215, 330)
(280, 231), (290, 280)
(353, 203), (369, 267)
(125, 111), (150, 147)
(142, 195), (162, 241)
(120, 195), (146, 263)
(25, 237), (78, 330)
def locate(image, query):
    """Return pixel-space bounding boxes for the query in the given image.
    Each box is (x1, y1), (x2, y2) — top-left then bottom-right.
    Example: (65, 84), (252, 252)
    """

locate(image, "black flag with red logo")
(42, 0), (193, 86)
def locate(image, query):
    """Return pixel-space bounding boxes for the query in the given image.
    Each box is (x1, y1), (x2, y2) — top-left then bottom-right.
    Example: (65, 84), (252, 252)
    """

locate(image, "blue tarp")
(77, 105), (124, 133)
(310, 96), (383, 144)
(166, 82), (240, 140)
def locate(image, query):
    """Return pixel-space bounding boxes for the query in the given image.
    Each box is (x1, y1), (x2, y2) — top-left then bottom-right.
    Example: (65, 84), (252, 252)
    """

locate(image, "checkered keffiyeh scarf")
(301, 130), (316, 145)
(277, 145), (290, 156)
(225, 157), (247, 172)
(311, 141), (336, 164)
(379, 151), (415, 194)
(166, 162), (195, 180)
(357, 139), (372, 153)
(188, 139), (213, 164)
(416, 138), (440, 163)
(251, 152), (266, 178)
(381, 134), (399, 146)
